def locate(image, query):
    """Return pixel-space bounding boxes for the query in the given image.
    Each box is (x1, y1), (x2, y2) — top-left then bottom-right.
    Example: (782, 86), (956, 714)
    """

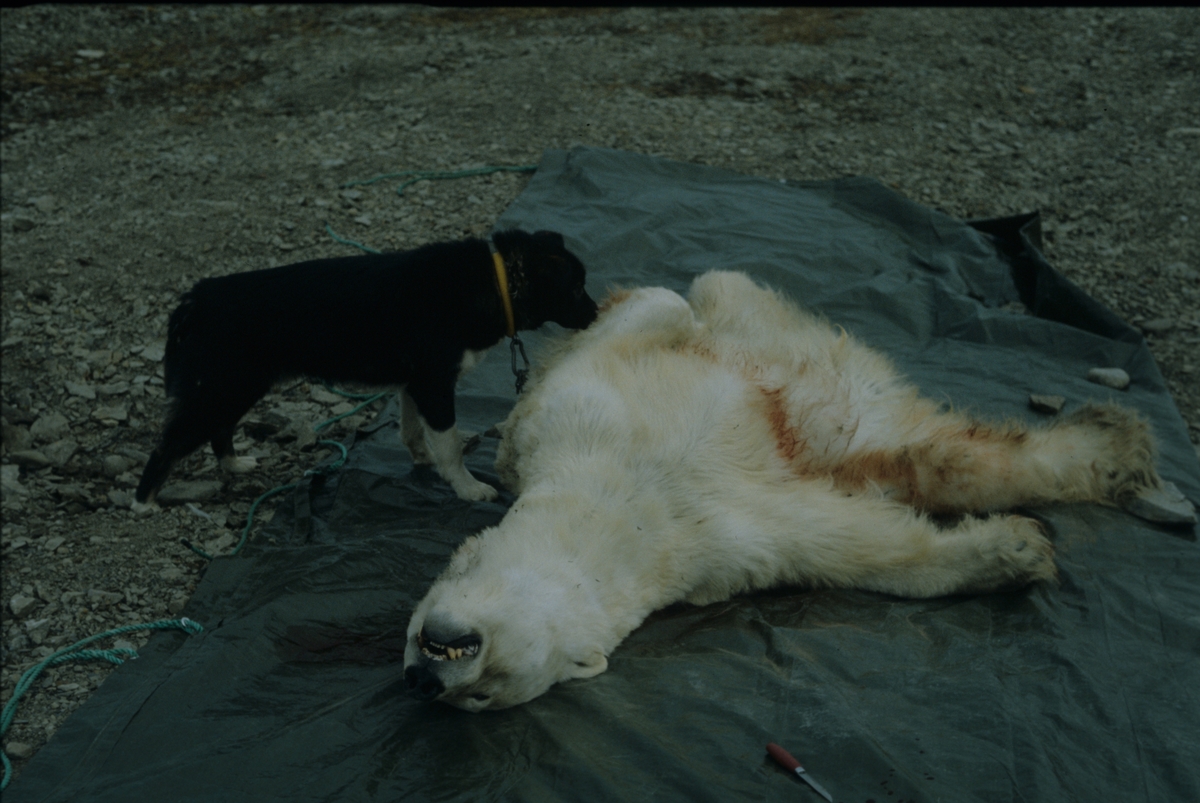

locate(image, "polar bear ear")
(445, 536), (483, 578)
(565, 647), (608, 680)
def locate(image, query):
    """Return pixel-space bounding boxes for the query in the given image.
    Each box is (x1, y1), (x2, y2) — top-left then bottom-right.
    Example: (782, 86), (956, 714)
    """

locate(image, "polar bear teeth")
(417, 630), (479, 662)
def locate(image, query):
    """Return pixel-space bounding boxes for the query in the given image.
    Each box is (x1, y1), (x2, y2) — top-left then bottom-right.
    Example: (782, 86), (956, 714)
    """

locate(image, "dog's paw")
(131, 500), (160, 517)
(220, 455), (258, 474)
(454, 478), (499, 503)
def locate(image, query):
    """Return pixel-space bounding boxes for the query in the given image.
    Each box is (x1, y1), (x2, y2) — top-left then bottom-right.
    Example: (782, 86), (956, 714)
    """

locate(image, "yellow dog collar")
(492, 248), (515, 339)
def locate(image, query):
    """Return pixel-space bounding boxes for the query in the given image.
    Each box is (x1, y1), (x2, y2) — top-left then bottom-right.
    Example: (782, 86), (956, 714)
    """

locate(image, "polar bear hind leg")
(829, 402), (1161, 515)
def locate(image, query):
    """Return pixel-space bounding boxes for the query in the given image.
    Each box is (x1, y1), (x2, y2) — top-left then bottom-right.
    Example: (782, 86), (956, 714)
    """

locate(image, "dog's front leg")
(399, 388), (433, 465)
(407, 376), (498, 502)
(424, 424), (499, 502)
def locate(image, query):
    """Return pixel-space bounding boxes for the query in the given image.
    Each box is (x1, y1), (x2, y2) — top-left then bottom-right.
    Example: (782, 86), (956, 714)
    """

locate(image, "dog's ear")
(533, 230), (566, 248)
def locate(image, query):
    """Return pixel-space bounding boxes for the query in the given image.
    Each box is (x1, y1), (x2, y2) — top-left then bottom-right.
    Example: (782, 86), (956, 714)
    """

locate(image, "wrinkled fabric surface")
(11, 147), (1199, 803)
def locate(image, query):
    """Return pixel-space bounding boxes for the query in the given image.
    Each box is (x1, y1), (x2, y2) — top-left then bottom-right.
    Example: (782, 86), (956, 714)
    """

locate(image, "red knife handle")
(767, 742), (803, 772)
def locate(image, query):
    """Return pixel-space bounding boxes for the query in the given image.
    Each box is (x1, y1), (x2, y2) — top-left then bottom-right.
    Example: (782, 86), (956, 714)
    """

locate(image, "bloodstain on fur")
(758, 385), (805, 464)
(831, 449), (920, 504)
(598, 287), (633, 314)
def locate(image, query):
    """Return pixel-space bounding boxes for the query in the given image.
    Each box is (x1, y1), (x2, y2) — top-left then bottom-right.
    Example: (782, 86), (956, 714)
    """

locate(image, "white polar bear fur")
(404, 271), (1160, 711)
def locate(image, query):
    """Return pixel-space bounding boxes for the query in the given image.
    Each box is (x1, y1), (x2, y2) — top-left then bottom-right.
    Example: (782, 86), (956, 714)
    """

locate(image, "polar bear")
(403, 271), (1162, 711)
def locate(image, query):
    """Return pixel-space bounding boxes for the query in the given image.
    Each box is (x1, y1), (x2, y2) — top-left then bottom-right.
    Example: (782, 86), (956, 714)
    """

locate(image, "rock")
(117, 446), (151, 464)
(56, 483), (88, 501)
(310, 385), (344, 405)
(64, 381), (97, 399)
(92, 404), (129, 423)
(140, 341), (166, 362)
(107, 489), (134, 508)
(43, 439), (79, 467)
(9, 593), (38, 617)
(204, 531), (237, 555)
(102, 454), (134, 477)
(1140, 318), (1175, 335)
(2, 402), (35, 425)
(1086, 367), (1130, 390)
(1, 464), (29, 497)
(156, 480), (224, 505)
(29, 411), (71, 443)
(5, 741), (34, 760)
(12, 217), (36, 232)
(159, 566), (184, 581)
(42, 536), (66, 552)
(24, 617), (51, 645)
(242, 411), (291, 439)
(2, 421), (33, 451)
(7, 449), (51, 469)
(86, 589), (125, 606)
(294, 423), (317, 449)
(32, 194), (57, 213)
(1123, 481), (1197, 525)
(1163, 262), (1197, 280)
(167, 593), (190, 614)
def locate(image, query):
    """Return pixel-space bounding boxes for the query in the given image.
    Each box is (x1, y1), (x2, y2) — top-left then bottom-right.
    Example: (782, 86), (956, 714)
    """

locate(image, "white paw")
(990, 516), (1057, 585)
(453, 478), (499, 503)
(131, 500), (160, 517)
(220, 455), (258, 474)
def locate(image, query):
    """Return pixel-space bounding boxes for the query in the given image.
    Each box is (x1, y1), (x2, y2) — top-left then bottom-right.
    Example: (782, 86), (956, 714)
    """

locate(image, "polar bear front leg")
(809, 494), (1058, 598)
(689, 481), (1057, 604)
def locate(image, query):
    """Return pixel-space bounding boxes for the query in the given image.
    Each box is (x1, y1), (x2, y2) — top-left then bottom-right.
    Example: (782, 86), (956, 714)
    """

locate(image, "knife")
(766, 742), (834, 802)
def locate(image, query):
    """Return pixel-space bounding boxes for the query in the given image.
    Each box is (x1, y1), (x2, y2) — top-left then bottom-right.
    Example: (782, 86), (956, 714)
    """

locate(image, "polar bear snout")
(404, 664), (446, 701)
(415, 628), (482, 662)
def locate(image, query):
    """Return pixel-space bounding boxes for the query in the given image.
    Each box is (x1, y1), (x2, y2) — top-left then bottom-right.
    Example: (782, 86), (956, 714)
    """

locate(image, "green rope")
(1, 617), (203, 790)
(324, 223), (381, 255)
(181, 388), (386, 561)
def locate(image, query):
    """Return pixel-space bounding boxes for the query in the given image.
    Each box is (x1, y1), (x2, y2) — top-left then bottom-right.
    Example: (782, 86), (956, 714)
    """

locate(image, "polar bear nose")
(404, 665), (445, 701)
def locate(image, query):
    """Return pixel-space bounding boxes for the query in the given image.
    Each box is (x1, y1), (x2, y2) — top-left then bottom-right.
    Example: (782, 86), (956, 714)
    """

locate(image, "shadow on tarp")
(10, 147), (1198, 803)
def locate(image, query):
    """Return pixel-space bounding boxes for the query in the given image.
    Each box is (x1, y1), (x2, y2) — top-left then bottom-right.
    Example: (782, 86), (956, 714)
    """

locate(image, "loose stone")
(1087, 367), (1130, 390)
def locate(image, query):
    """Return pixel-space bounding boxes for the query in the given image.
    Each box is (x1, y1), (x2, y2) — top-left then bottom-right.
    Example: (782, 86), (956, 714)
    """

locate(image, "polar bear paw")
(960, 514), (1057, 592)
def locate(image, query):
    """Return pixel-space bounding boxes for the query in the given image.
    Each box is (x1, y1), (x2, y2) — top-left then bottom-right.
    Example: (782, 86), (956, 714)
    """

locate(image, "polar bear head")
(403, 534), (610, 711)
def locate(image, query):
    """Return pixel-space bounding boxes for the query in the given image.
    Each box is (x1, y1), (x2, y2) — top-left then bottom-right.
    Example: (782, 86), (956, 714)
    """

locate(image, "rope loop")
(1, 618), (204, 790)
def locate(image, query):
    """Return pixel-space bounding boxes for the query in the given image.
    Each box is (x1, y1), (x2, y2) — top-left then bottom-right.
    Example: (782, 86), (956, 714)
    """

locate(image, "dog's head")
(492, 229), (598, 331)
(403, 533), (609, 711)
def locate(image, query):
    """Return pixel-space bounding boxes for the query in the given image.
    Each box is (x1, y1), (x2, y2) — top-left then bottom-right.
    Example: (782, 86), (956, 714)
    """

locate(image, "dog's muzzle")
(404, 665), (445, 701)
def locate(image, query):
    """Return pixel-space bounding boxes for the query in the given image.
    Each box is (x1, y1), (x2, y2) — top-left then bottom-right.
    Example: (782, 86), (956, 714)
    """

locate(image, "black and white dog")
(133, 229), (597, 512)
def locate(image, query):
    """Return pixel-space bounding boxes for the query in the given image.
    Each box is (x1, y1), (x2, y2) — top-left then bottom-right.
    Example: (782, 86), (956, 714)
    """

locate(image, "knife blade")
(766, 742), (834, 802)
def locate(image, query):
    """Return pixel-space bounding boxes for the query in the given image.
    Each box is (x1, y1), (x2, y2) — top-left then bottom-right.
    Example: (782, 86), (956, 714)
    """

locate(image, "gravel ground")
(2, 5), (1198, 781)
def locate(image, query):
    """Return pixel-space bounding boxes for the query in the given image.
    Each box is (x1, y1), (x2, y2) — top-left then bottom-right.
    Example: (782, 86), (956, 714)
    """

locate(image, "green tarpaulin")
(10, 148), (1198, 803)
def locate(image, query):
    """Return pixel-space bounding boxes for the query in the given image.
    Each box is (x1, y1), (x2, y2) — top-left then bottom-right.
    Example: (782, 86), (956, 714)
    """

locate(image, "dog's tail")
(163, 291), (197, 397)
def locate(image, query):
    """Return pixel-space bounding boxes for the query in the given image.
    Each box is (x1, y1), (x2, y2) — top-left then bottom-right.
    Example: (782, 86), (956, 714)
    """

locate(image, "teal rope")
(324, 223), (381, 255)
(181, 388), (386, 561)
(1, 617), (203, 790)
